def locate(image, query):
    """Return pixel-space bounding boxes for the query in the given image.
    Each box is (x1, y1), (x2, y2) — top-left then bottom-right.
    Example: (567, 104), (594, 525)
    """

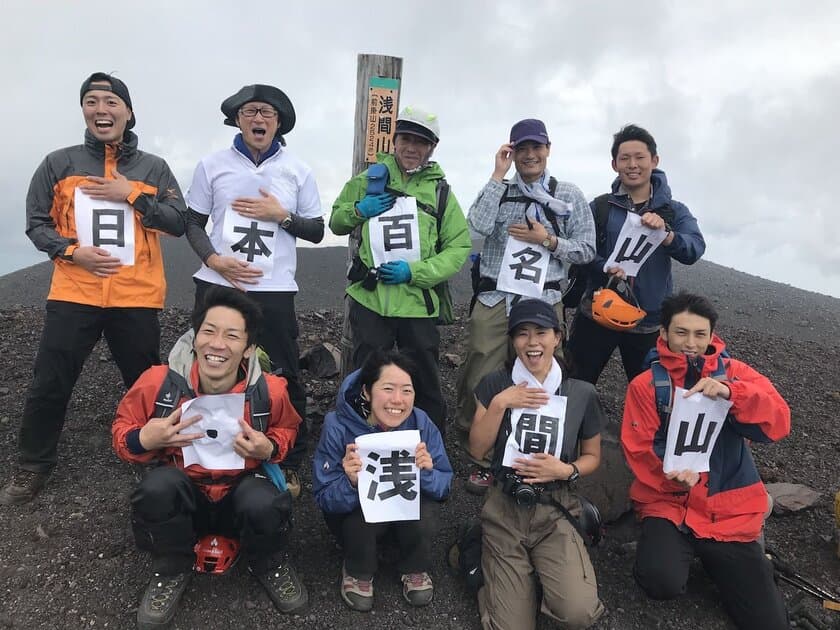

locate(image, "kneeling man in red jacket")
(621, 292), (789, 630)
(112, 287), (307, 628)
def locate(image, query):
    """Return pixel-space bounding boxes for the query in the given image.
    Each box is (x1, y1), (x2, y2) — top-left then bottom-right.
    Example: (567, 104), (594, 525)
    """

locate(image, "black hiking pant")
(19, 300), (160, 472)
(566, 311), (658, 385)
(634, 517), (788, 630)
(193, 280), (308, 470)
(131, 466), (292, 575)
(323, 496), (441, 580)
(348, 299), (446, 436)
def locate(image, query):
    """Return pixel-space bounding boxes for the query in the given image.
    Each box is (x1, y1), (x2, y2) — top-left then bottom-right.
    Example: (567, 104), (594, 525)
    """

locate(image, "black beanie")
(79, 72), (135, 130)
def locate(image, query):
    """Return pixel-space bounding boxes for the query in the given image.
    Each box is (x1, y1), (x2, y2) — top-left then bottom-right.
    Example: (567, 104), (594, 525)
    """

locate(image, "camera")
(361, 267), (379, 291)
(347, 256), (380, 291)
(502, 472), (543, 507)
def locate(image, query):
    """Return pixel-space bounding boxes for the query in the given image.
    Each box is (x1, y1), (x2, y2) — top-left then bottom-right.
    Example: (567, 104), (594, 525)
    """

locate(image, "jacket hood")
(168, 329), (262, 392)
(653, 332), (728, 383)
(610, 167), (673, 209)
(336, 368), (422, 433)
(336, 369), (372, 432)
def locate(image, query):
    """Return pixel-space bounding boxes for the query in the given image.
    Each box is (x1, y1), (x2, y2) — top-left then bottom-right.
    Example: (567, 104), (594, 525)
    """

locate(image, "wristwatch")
(280, 215), (293, 230)
(541, 236), (553, 249)
(567, 463), (580, 483)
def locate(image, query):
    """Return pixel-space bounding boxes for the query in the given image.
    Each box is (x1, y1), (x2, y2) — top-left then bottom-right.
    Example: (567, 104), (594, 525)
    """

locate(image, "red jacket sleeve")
(621, 373), (688, 495)
(111, 365), (170, 464)
(725, 359), (791, 443)
(263, 374), (302, 464)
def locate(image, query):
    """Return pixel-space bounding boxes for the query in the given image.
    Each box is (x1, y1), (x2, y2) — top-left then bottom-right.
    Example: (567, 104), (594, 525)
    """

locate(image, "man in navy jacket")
(567, 124), (705, 384)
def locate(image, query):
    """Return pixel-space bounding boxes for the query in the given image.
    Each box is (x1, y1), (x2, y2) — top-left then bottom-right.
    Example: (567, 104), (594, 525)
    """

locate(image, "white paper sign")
(496, 236), (550, 298)
(356, 430), (421, 523)
(369, 197), (422, 268)
(180, 393), (246, 471)
(502, 395), (567, 467)
(220, 207), (276, 279)
(662, 387), (732, 474)
(73, 189), (135, 265)
(602, 213), (667, 278)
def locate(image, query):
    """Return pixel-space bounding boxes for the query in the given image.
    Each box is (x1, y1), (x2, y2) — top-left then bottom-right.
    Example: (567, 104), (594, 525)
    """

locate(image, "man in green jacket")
(330, 106), (470, 435)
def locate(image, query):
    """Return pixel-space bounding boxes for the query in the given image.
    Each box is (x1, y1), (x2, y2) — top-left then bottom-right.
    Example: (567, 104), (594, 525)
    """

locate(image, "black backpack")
(153, 369), (271, 431)
(561, 193), (611, 309)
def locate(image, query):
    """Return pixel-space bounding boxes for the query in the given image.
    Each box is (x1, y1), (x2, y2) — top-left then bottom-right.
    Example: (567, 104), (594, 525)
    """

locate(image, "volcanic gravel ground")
(0, 261), (839, 629)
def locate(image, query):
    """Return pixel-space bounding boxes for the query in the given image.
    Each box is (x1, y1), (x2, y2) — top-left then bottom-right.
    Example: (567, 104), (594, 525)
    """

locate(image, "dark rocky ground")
(0, 246), (838, 629)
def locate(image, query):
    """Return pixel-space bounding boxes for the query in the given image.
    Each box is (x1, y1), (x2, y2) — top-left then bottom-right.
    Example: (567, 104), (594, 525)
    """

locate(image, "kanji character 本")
(378, 214), (413, 251)
(231, 221), (274, 262)
(509, 246), (544, 283)
(614, 234), (653, 264)
(92, 208), (125, 247)
(378, 95), (394, 114)
(515, 413), (559, 455)
(674, 413), (717, 456)
(365, 449), (417, 501)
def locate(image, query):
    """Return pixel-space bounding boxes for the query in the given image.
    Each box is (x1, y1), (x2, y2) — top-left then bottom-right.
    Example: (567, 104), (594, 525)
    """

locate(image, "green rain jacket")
(330, 153), (470, 318)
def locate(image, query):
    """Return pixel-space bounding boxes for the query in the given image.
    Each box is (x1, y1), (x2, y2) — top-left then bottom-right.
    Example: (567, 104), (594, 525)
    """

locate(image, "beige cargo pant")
(478, 485), (604, 630)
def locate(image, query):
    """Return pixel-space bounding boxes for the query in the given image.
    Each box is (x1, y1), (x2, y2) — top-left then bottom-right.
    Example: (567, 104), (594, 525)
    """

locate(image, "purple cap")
(510, 119), (550, 147)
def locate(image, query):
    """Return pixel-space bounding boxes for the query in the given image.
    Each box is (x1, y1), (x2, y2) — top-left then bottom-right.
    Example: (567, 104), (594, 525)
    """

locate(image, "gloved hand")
(355, 192), (395, 218)
(378, 260), (412, 285)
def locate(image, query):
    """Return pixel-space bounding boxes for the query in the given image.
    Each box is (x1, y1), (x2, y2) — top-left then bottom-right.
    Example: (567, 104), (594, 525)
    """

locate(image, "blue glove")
(356, 192), (395, 218)
(378, 260), (412, 284)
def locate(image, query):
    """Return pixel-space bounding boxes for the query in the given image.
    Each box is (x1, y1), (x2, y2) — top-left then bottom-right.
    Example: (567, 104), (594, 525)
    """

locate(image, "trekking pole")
(766, 549), (840, 609)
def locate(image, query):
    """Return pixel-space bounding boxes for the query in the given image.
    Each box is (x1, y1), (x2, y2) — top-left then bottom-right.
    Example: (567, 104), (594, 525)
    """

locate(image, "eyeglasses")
(238, 106), (278, 119)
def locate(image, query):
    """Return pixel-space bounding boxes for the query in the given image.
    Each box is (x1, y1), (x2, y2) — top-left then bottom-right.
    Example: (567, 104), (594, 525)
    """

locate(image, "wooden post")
(339, 53), (403, 377)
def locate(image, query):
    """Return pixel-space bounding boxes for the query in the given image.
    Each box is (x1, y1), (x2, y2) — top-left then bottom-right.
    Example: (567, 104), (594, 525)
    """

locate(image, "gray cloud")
(0, 0), (837, 296)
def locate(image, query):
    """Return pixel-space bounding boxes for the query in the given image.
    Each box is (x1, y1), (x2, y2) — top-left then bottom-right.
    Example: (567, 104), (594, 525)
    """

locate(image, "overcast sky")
(1, 1), (837, 297)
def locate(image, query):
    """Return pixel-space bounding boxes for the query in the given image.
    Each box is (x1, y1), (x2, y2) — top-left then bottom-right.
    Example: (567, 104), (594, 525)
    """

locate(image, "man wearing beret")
(0, 72), (186, 505)
(330, 106), (470, 435)
(185, 84), (324, 498)
(455, 118), (596, 493)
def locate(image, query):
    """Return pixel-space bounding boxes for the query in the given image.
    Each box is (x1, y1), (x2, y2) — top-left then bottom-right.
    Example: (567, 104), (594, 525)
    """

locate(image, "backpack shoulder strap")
(650, 360), (673, 426)
(712, 356), (728, 382)
(154, 370), (193, 418)
(246, 373), (272, 433)
(547, 176), (558, 196)
(434, 178), (450, 252)
(592, 194), (612, 247)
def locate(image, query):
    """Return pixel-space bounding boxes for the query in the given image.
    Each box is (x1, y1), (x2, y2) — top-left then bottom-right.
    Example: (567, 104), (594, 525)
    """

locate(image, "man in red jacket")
(621, 292), (789, 629)
(112, 287), (306, 628)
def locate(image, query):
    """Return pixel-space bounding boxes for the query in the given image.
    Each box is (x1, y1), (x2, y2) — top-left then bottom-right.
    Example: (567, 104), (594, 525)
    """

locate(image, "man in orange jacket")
(0, 72), (186, 505)
(621, 292), (789, 629)
(113, 287), (307, 627)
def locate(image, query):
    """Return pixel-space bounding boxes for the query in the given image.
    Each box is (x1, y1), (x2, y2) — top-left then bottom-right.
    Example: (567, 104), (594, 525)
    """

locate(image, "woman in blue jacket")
(313, 349), (452, 612)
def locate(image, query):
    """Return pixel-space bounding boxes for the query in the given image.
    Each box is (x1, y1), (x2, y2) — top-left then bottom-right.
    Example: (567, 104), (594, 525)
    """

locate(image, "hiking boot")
(136, 571), (191, 629)
(282, 468), (301, 499)
(0, 470), (50, 505)
(253, 562), (309, 613)
(401, 571), (434, 607)
(340, 565), (374, 612)
(465, 467), (493, 495)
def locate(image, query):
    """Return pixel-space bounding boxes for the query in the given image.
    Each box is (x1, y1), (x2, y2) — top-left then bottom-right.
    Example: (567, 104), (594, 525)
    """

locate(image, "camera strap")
(539, 493), (596, 547)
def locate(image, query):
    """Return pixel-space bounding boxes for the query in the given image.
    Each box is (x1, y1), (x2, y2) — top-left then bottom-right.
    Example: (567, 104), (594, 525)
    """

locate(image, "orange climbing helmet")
(591, 277), (647, 331)
(193, 535), (240, 575)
